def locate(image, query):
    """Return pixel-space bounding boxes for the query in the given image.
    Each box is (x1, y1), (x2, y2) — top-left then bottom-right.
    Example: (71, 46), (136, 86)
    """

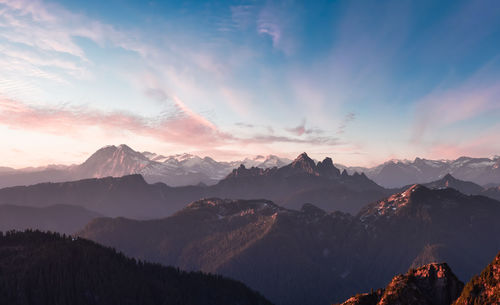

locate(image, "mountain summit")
(78, 144), (151, 178)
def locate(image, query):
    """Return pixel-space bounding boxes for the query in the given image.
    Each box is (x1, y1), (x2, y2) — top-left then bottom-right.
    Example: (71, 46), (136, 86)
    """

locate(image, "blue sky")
(0, 0), (499, 167)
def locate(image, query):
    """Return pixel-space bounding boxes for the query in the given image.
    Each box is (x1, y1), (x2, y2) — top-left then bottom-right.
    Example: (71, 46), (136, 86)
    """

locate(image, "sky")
(0, 0), (499, 168)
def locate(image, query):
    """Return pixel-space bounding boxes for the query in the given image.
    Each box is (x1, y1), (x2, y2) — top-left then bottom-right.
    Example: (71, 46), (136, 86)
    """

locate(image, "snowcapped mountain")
(338, 156), (500, 188)
(73, 144), (293, 187)
(0, 144), (292, 188)
(77, 144), (151, 178)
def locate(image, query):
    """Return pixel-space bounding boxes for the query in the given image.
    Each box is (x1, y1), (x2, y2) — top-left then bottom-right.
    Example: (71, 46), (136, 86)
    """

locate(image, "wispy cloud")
(286, 119), (323, 136)
(256, 2), (297, 55)
(0, 96), (232, 147)
(0, 96), (342, 150)
(243, 134), (338, 146)
(337, 112), (356, 134)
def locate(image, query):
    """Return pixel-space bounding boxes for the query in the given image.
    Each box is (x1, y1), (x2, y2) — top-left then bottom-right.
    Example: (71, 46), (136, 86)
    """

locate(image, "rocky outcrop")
(338, 263), (464, 305)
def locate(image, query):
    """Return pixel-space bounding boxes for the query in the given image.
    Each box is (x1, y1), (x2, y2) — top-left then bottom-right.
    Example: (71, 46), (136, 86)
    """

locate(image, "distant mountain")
(337, 263), (463, 305)
(0, 144), (292, 188)
(418, 173), (485, 194)
(78, 185), (500, 305)
(401, 174), (500, 202)
(214, 153), (389, 214)
(339, 156), (500, 188)
(454, 251), (500, 305)
(0, 204), (101, 234)
(0, 230), (271, 305)
(0, 174), (207, 219)
(2, 145), (500, 188)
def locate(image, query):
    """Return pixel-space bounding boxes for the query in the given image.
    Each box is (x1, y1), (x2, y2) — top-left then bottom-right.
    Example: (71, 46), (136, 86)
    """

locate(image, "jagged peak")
(358, 184), (430, 219)
(338, 262), (463, 305)
(292, 152), (315, 164)
(286, 152), (317, 175)
(408, 262), (455, 278)
(317, 157), (341, 177)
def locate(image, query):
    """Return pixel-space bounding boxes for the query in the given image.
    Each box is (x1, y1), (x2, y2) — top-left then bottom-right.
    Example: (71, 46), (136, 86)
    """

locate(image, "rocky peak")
(78, 144), (150, 178)
(289, 152), (317, 174)
(422, 174), (484, 195)
(357, 184), (430, 220)
(338, 263), (463, 305)
(226, 165), (274, 178)
(317, 157), (341, 177)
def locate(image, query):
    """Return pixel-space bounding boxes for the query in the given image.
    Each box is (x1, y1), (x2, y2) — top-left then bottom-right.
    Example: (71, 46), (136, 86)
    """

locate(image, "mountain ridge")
(78, 185), (500, 305)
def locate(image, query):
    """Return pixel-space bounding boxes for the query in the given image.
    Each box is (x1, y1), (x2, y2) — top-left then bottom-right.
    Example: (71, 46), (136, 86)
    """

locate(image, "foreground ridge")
(338, 251), (500, 305)
(337, 263), (464, 305)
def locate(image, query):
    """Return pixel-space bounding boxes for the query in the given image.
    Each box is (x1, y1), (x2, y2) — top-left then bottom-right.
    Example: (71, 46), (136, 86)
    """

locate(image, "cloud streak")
(0, 96), (341, 149)
(286, 119), (323, 136)
(0, 96), (232, 147)
(337, 112), (356, 134)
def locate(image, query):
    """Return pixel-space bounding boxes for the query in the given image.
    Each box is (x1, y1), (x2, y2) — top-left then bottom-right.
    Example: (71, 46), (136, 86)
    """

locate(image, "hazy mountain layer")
(78, 185), (500, 305)
(0, 204), (101, 234)
(338, 156), (500, 188)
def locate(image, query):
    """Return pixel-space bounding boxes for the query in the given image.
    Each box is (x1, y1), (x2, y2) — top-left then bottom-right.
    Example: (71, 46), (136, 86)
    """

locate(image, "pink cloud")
(285, 119), (323, 136)
(0, 96), (341, 150)
(0, 97), (232, 148)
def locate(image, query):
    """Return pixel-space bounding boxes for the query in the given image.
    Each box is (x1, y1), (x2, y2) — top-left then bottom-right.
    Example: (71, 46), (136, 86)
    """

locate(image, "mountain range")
(400, 173), (500, 201)
(78, 184), (500, 305)
(337, 156), (500, 188)
(0, 144), (291, 188)
(0, 153), (390, 218)
(0, 230), (271, 305)
(1, 144), (500, 189)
